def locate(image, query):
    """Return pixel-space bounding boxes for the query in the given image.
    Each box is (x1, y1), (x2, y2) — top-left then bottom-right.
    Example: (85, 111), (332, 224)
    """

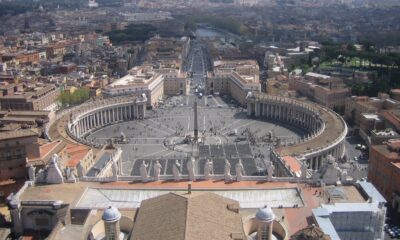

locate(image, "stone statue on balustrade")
(28, 164), (36, 182)
(153, 160), (162, 181)
(46, 154), (64, 184)
(266, 161), (274, 179)
(112, 162), (118, 181)
(187, 157), (196, 181)
(341, 170), (348, 183)
(320, 155), (340, 185)
(65, 168), (77, 183)
(350, 165), (362, 182)
(140, 160), (149, 182)
(236, 159), (245, 181)
(173, 160), (181, 181)
(224, 159), (232, 181)
(204, 159), (213, 180)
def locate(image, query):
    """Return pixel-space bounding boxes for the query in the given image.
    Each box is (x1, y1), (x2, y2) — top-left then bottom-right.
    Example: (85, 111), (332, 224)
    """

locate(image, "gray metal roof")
(358, 181), (386, 204)
(312, 208), (341, 240)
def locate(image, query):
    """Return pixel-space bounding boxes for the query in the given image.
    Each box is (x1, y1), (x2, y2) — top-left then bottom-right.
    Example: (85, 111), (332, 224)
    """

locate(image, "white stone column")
(79, 121), (83, 136)
(90, 115), (94, 129)
(83, 118), (87, 133)
(255, 103), (259, 117)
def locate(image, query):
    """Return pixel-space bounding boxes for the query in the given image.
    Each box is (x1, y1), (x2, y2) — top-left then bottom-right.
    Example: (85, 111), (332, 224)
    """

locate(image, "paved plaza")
(86, 94), (307, 177)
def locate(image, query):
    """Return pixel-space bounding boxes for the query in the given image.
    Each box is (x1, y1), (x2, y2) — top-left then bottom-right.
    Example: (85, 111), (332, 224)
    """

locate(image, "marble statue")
(28, 164), (36, 182)
(120, 132), (127, 143)
(46, 154), (64, 184)
(112, 162), (118, 180)
(204, 159), (213, 180)
(266, 161), (274, 179)
(76, 163), (84, 178)
(351, 165), (362, 182)
(140, 160), (149, 182)
(321, 155), (340, 185)
(65, 168), (76, 182)
(173, 160), (181, 181)
(224, 159), (232, 181)
(187, 157), (196, 181)
(153, 160), (162, 181)
(236, 159), (245, 181)
(341, 170), (348, 183)
(36, 169), (46, 183)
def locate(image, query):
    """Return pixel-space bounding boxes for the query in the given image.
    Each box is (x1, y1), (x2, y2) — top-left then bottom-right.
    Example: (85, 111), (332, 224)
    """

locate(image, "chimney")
(188, 183), (192, 194)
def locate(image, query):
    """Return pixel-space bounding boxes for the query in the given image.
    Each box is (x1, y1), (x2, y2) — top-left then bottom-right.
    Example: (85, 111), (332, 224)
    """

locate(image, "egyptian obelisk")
(194, 100), (198, 141)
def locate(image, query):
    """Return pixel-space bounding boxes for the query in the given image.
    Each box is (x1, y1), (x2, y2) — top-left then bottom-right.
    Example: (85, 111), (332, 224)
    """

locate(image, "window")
(35, 218), (49, 227)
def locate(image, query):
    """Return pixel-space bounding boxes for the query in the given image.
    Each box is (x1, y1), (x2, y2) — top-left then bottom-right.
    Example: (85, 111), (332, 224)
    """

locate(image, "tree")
(59, 88), (90, 107)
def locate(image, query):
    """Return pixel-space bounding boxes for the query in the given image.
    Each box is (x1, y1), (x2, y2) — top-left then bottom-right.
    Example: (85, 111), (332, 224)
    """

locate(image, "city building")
(103, 64), (189, 107)
(0, 82), (23, 97)
(0, 130), (39, 182)
(157, 67), (189, 96)
(0, 109), (54, 127)
(0, 84), (60, 111)
(88, 0), (99, 8)
(313, 181), (386, 240)
(1, 51), (40, 65)
(103, 65), (164, 107)
(345, 94), (400, 126)
(145, 36), (190, 67)
(61, 143), (94, 178)
(289, 73), (351, 110)
(206, 60), (261, 105)
(0, 129), (44, 202)
(368, 139), (400, 211)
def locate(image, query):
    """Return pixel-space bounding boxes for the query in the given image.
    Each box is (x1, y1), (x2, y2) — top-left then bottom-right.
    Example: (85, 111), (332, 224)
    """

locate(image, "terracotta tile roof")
(40, 140), (62, 158)
(65, 144), (91, 168)
(282, 156), (301, 174)
(28, 140), (64, 165)
(131, 192), (245, 240)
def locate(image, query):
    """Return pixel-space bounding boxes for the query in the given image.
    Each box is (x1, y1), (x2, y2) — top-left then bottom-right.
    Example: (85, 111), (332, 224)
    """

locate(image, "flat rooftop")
(18, 181), (369, 236)
(0, 129), (38, 141)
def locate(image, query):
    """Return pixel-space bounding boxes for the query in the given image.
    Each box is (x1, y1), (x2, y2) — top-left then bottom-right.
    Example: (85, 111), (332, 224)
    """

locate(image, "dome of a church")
(102, 206), (121, 222)
(256, 205), (275, 221)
